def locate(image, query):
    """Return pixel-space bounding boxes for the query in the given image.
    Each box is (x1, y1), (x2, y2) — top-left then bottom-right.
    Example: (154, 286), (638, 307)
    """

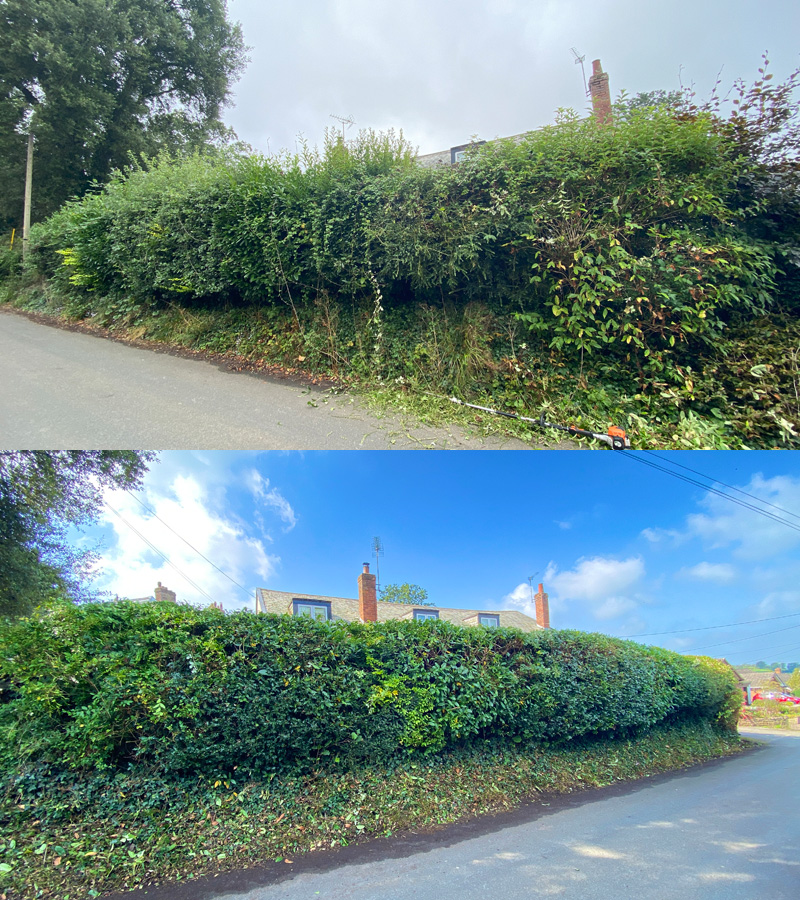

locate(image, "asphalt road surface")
(0, 310), (542, 450)
(128, 732), (798, 900)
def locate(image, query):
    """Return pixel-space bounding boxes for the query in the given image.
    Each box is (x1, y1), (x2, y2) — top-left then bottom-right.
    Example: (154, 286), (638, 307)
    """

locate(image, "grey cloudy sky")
(223, 0), (800, 158)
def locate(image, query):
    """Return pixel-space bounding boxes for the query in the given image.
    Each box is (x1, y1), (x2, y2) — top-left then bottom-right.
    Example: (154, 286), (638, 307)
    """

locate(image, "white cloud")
(96, 472), (278, 610)
(686, 474), (800, 560)
(503, 582), (535, 611)
(595, 596), (639, 620)
(501, 580), (566, 623)
(640, 526), (684, 545)
(548, 556), (645, 604)
(502, 556), (646, 624)
(679, 562), (737, 584)
(670, 636), (697, 651)
(556, 520), (572, 530)
(754, 590), (800, 617)
(244, 470), (297, 531)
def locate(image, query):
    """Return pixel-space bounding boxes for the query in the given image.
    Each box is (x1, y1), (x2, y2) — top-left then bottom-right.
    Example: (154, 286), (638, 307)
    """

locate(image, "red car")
(777, 695), (800, 705)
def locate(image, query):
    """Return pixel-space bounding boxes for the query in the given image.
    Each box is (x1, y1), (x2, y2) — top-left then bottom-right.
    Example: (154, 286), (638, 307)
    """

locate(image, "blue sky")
(84, 451), (800, 667)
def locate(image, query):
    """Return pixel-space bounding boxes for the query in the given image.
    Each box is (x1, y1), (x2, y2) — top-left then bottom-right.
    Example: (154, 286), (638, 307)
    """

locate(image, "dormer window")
(479, 614), (500, 627)
(413, 609), (439, 622)
(293, 599), (332, 621)
(450, 140), (486, 165)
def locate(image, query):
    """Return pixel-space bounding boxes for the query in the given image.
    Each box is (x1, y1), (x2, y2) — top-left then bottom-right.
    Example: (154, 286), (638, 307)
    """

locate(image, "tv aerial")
(571, 47), (589, 97)
(372, 536), (384, 590)
(330, 113), (356, 143)
(527, 572), (540, 605)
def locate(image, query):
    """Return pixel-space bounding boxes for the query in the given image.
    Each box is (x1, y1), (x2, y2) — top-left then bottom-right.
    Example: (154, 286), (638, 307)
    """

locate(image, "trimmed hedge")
(0, 601), (739, 779)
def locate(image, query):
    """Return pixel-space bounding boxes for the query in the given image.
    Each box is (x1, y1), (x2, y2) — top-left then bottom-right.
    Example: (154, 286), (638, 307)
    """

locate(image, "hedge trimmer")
(448, 398), (631, 449)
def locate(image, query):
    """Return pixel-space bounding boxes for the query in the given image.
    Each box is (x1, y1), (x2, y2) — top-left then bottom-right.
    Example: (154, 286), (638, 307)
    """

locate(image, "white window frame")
(413, 609), (440, 622)
(293, 599), (332, 621)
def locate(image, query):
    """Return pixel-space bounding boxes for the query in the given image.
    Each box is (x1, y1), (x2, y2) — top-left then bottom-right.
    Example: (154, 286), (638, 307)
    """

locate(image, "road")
(0, 310), (543, 450)
(131, 732), (798, 900)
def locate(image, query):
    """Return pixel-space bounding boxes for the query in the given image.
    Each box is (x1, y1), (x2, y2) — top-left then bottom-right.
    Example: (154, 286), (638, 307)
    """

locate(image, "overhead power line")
(720, 639), (800, 662)
(104, 501), (217, 605)
(641, 450), (800, 524)
(616, 452), (800, 535)
(610, 451), (800, 660)
(124, 489), (252, 601)
(630, 610), (800, 637)
(690, 622), (800, 653)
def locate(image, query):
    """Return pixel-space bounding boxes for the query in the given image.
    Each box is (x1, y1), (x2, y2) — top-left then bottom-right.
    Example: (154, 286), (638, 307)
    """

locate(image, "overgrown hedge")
(25, 110), (787, 370)
(0, 601), (740, 780)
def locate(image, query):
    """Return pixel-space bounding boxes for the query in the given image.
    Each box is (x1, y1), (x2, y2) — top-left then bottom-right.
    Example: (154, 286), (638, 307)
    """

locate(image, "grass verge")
(3, 277), (799, 449)
(0, 721), (745, 899)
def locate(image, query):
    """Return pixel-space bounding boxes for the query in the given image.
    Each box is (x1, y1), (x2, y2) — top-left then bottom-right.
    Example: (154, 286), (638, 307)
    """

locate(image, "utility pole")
(22, 130), (33, 260)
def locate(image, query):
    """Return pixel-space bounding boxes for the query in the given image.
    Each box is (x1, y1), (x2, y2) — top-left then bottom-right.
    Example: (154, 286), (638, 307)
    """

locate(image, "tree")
(755, 660), (768, 669)
(0, 0), (247, 228)
(789, 668), (800, 694)
(378, 583), (434, 606)
(617, 89), (685, 113)
(0, 451), (154, 618)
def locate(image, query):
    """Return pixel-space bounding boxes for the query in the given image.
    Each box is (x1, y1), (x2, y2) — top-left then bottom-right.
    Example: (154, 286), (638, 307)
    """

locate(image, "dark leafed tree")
(0, 451), (155, 618)
(0, 0), (247, 228)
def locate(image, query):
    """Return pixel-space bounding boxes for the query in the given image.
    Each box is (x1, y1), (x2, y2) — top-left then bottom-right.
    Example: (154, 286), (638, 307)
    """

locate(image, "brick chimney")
(154, 582), (176, 603)
(358, 563), (378, 622)
(588, 59), (612, 125)
(534, 583), (550, 629)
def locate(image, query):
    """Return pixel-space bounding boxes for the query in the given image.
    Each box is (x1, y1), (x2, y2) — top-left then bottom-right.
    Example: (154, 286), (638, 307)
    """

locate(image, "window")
(293, 599), (332, 621)
(450, 140), (486, 165)
(413, 609), (439, 622)
(479, 614), (500, 628)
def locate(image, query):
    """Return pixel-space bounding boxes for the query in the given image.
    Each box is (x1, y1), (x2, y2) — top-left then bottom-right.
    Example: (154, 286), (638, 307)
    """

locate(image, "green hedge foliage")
(26, 109), (786, 365)
(0, 601), (740, 779)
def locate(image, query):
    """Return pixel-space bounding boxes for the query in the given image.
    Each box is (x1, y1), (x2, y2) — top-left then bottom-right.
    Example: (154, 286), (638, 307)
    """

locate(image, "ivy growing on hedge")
(0, 601), (740, 780)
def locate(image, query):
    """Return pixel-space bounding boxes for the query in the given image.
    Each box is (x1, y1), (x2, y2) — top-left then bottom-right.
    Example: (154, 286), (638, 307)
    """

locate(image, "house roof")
(736, 670), (789, 692)
(255, 588), (542, 632)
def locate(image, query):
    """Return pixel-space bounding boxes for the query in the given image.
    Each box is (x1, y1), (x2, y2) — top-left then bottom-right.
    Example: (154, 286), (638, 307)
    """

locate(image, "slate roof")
(255, 589), (542, 632)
